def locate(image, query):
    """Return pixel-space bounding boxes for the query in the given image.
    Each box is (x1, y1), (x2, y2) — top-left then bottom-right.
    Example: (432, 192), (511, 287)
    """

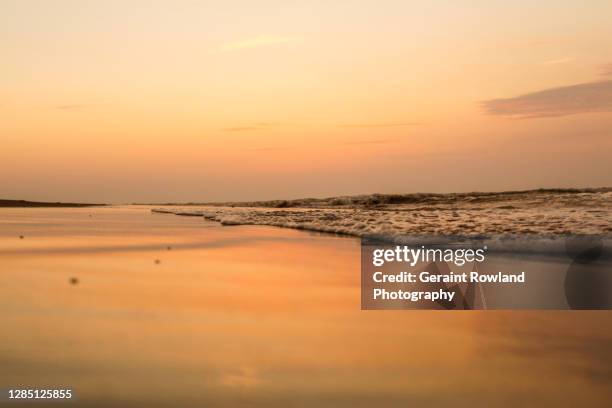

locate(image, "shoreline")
(150, 206), (612, 260)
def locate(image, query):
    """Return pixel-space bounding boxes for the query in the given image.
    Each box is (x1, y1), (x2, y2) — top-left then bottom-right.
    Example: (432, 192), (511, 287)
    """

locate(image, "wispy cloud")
(48, 98), (104, 111)
(499, 36), (567, 50)
(222, 123), (275, 132)
(344, 138), (399, 146)
(222, 126), (260, 132)
(538, 57), (573, 66)
(243, 147), (289, 152)
(55, 104), (91, 110)
(601, 64), (612, 77)
(482, 80), (612, 119)
(221, 35), (298, 51)
(339, 122), (421, 128)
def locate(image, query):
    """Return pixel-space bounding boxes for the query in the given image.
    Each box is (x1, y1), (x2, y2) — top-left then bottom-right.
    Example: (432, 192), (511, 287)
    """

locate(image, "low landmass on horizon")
(0, 199), (104, 208)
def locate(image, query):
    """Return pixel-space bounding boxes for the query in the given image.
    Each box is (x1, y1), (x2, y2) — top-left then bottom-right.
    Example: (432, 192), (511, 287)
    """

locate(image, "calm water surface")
(0, 207), (610, 407)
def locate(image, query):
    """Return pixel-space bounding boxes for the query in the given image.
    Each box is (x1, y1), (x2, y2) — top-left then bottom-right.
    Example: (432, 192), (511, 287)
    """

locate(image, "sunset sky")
(2, 0), (611, 203)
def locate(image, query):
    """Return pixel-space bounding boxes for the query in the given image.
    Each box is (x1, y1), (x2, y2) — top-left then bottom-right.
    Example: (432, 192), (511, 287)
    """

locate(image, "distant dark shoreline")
(0, 199), (105, 208)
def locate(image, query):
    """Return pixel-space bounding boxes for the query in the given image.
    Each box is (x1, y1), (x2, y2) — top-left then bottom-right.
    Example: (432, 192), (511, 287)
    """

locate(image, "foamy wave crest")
(151, 189), (611, 252)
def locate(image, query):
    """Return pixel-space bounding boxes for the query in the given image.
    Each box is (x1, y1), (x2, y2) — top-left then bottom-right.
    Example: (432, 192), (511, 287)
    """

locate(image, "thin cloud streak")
(221, 35), (298, 51)
(538, 57), (573, 66)
(243, 147), (289, 152)
(482, 80), (612, 118)
(54, 103), (93, 110)
(344, 138), (399, 146)
(340, 122), (421, 128)
(49, 98), (105, 111)
(222, 126), (260, 132)
(222, 123), (275, 132)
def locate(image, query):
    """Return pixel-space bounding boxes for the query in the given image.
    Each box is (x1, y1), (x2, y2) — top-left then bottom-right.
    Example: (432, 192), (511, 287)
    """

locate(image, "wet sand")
(0, 207), (610, 407)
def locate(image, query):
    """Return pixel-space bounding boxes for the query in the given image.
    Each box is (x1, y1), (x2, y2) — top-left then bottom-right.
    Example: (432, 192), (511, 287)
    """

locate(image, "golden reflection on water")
(0, 207), (610, 407)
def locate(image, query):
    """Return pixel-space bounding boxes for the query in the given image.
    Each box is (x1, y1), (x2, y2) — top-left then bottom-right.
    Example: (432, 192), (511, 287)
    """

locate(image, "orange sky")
(2, 0), (611, 203)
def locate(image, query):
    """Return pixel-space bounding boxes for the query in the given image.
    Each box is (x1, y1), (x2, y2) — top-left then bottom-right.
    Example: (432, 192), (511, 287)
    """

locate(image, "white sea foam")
(151, 190), (612, 255)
